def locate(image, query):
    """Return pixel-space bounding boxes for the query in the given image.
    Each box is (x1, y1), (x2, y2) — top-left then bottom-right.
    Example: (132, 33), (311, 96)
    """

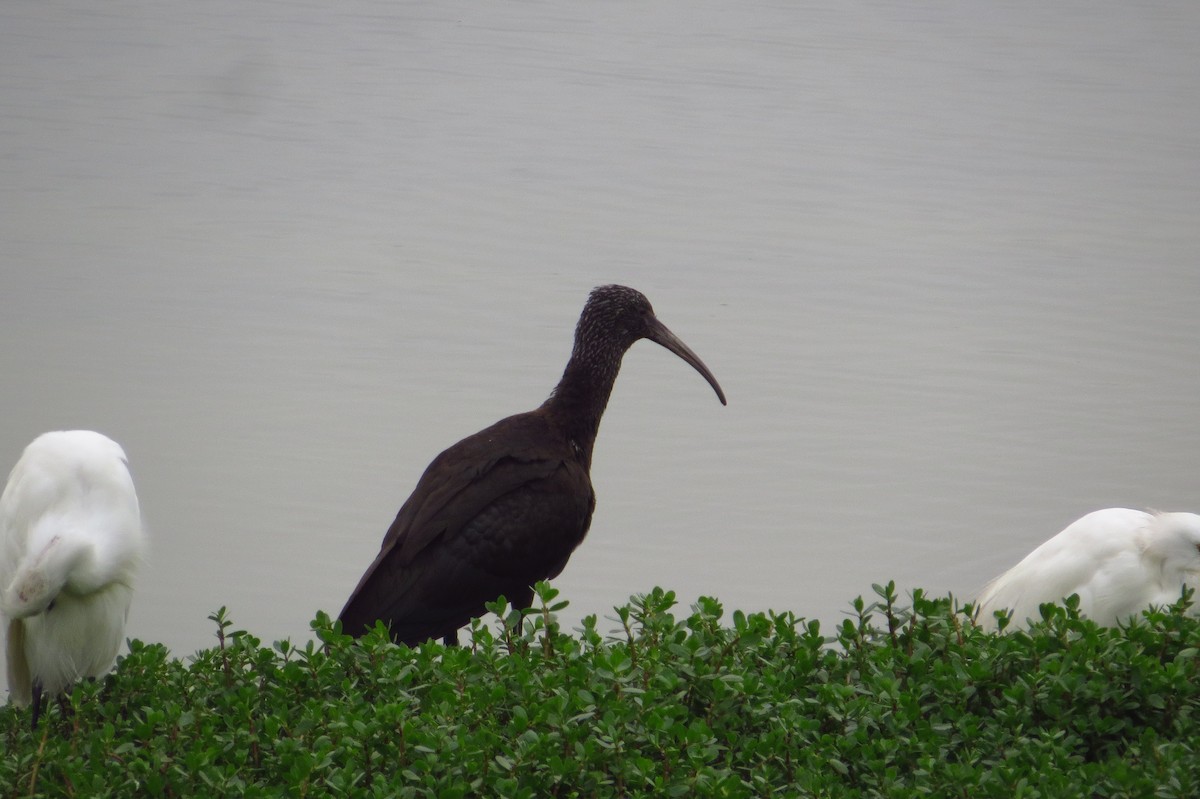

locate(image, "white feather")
(976, 508), (1200, 630)
(0, 431), (146, 703)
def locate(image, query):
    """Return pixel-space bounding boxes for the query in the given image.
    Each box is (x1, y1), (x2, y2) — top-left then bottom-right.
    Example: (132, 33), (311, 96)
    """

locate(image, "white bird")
(0, 430), (146, 725)
(976, 508), (1200, 631)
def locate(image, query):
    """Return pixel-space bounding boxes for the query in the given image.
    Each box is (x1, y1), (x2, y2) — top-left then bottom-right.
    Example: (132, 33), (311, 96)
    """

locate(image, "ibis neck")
(542, 347), (625, 466)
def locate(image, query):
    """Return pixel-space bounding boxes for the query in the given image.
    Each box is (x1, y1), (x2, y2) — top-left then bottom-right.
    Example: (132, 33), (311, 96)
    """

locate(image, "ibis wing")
(347, 464), (593, 644)
(393, 454), (563, 567)
(337, 413), (592, 641)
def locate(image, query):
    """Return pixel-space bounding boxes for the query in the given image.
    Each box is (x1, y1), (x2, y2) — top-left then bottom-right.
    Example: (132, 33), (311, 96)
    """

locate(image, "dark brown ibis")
(337, 284), (726, 645)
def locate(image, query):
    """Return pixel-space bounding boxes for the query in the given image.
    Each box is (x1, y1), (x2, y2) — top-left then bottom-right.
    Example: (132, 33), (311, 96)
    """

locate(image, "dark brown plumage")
(337, 285), (726, 645)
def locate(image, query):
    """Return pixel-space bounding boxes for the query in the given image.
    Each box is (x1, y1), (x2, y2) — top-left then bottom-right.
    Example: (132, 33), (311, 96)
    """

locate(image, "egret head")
(1145, 511), (1200, 581)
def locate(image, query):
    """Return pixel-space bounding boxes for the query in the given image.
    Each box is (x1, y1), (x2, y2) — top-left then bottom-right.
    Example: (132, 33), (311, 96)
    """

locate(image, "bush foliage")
(2, 584), (1199, 797)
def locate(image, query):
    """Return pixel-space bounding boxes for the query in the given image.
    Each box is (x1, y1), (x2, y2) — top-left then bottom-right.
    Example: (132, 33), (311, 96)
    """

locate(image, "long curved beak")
(645, 316), (727, 406)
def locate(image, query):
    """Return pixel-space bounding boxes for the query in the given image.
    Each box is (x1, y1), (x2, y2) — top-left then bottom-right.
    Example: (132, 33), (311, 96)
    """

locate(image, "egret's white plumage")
(0, 431), (146, 715)
(976, 508), (1200, 630)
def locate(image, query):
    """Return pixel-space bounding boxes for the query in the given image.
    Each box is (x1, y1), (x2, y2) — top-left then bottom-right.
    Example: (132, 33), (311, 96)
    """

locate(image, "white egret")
(976, 508), (1200, 631)
(0, 430), (146, 726)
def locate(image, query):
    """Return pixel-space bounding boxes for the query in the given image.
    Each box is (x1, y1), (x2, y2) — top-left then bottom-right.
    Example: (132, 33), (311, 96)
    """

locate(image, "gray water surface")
(2, 2), (1199, 692)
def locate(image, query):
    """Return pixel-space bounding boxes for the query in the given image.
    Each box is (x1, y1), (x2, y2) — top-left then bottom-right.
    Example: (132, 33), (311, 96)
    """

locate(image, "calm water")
(2, 2), (1199, 693)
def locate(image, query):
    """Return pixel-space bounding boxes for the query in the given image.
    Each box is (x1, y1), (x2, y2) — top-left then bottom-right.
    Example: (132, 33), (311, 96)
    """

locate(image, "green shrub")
(3, 583), (1198, 797)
